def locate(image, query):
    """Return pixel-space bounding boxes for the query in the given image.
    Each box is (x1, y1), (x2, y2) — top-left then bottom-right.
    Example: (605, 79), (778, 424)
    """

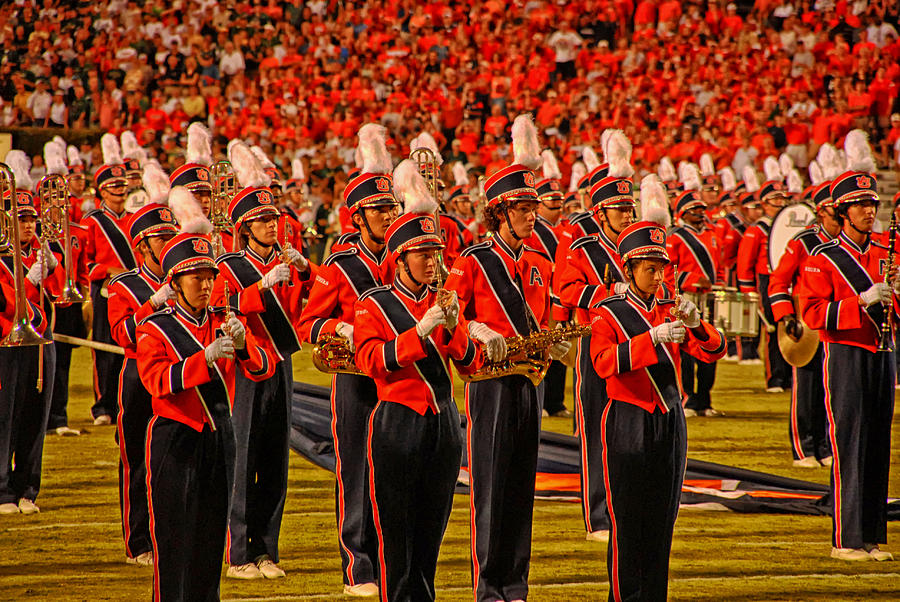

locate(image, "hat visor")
(99, 177), (128, 189)
(17, 208), (38, 217)
(354, 194), (399, 212)
(623, 248), (669, 264)
(168, 258), (219, 280)
(834, 191), (879, 205)
(395, 237), (445, 256)
(238, 205), (281, 225)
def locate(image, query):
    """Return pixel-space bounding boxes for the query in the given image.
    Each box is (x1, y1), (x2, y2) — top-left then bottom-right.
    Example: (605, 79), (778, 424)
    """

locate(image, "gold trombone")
(410, 147), (449, 286)
(38, 173), (84, 304)
(0, 163), (52, 348)
(211, 160), (236, 256)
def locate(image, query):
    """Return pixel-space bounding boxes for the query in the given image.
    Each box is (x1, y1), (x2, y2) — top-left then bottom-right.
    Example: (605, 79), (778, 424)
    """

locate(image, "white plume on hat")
(101, 133), (123, 165)
(742, 165), (760, 193)
(787, 169), (803, 194)
(640, 174), (671, 228)
(606, 131), (634, 179)
(658, 157), (676, 182)
(599, 129), (613, 159)
(844, 129), (876, 173)
(169, 186), (212, 234)
(541, 150), (562, 180)
(681, 163), (701, 191)
(51, 135), (67, 152)
(569, 162), (586, 192)
(5, 150), (33, 191)
(353, 144), (364, 169)
(67, 145), (83, 167)
(121, 131), (146, 163)
(141, 162), (170, 206)
(186, 122), (213, 166)
(512, 114), (542, 171)
(227, 140), (271, 188)
(250, 145), (276, 170)
(291, 158), (305, 182)
(582, 146), (601, 173)
(778, 153), (794, 179)
(719, 167), (737, 192)
(453, 161), (469, 187)
(44, 141), (68, 176)
(816, 143), (842, 180)
(358, 124), (393, 175)
(699, 153), (716, 177)
(410, 132), (443, 166)
(808, 160), (824, 186)
(394, 159), (437, 214)
(763, 156), (782, 182)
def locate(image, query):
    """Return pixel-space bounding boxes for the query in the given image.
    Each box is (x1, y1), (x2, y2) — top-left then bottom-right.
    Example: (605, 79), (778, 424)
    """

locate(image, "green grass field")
(0, 346), (898, 601)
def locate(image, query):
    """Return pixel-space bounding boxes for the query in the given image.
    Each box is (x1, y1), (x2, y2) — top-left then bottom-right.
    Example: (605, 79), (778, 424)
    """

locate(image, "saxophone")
(461, 323), (591, 386)
(312, 333), (364, 375)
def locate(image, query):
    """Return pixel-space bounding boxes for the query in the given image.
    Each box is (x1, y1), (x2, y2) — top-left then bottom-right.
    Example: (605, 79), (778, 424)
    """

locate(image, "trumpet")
(312, 333), (364, 375)
(211, 160), (236, 256)
(461, 323), (591, 386)
(38, 174), (84, 304)
(0, 163), (52, 347)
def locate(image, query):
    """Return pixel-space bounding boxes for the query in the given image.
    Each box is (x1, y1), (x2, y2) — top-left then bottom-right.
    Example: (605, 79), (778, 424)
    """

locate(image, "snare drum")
(711, 289), (759, 337)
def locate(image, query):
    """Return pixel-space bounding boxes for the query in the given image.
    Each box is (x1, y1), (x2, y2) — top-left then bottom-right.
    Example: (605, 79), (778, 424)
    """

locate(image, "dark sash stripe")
(581, 238), (624, 283)
(368, 290), (452, 404)
(604, 297), (681, 410)
(672, 227), (716, 283)
(470, 248), (532, 336)
(819, 244), (883, 329)
(570, 211), (601, 237)
(533, 220), (558, 258)
(90, 210), (137, 270)
(726, 213), (746, 235)
(795, 229), (822, 255)
(331, 251), (381, 297)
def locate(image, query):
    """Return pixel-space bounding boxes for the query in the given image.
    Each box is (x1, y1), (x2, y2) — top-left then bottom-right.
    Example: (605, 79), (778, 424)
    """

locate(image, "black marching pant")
(466, 375), (543, 602)
(789, 344), (830, 461)
(575, 335), (611, 534)
(227, 357), (292, 565)
(0, 345), (54, 504)
(90, 281), (123, 420)
(602, 401), (686, 602)
(332, 372), (380, 586)
(680, 351), (717, 412)
(758, 274), (791, 389)
(47, 303), (85, 429)
(367, 400), (462, 602)
(542, 359), (567, 415)
(823, 343), (895, 549)
(146, 415), (234, 602)
(116, 357), (153, 558)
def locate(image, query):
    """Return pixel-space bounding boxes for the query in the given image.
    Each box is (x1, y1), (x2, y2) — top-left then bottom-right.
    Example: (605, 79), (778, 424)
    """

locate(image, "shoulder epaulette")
(208, 306), (226, 314)
(522, 245), (551, 262)
(358, 284), (392, 302)
(791, 225), (820, 241)
(138, 306), (175, 326)
(323, 247), (359, 266)
(460, 240), (493, 257)
(810, 238), (840, 256)
(872, 240), (889, 250)
(108, 268), (140, 286)
(657, 298), (676, 305)
(597, 293), (627, 307)
(569, 210), (595, 225)
(570, 234), (599, 250)
(215, 251), (245, 265)
(83, 208), (102, 219)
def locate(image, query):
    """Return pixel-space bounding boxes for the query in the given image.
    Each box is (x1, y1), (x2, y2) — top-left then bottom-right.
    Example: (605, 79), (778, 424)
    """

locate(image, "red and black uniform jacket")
(590, 290), (727, 413)
(800, 233), (898, 353)
(559, 229), (625, 325)
(354, 280), (480, 414)
(768, 225), (832, 322)
(554, 210), (603, 320)
(0, 239), (61, 337)
(47, 222), (89, 305)
(716, 211), (748, 275)
(108, 264), (166, 359)
(666, 223), (722, 293)
(80, 204), (137, 283)
(440, 213), (472, 267)
(136, 304), (276, 432)
(736, 215), (773, 293)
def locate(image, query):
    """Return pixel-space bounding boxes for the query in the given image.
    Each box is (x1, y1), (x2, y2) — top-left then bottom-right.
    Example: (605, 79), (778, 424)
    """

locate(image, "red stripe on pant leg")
(600, 402), (621, 602)
(465, 385), (480, 602)
(91, 348), (101, 401)
(330, 376), (356, 585)
(365, 402), (388, 602)
(789, 366), (806, 460)
(764, 330), (772, 383)
(574, 340), (594, 531)
(117, 365), (133, 557)
(821, 344), (843, 547)
(144, 416), (161, 602)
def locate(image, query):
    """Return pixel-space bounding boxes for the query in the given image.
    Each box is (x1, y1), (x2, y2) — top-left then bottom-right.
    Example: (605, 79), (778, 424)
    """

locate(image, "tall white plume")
(512, 114), (542, 171)
(186, 122), (213, 166)
(227, 140), (271, 188)
(640, 174), (671, 227)
(394, 159), (437, 214)
(169, 186), (213, 234)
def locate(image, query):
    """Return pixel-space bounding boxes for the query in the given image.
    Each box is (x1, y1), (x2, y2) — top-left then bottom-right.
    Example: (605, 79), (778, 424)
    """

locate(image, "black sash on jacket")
(818, 241), (884, 329)
(88, 209), (136, 270)
(469, 246), (533, 337)
(672, 226), (716, 283)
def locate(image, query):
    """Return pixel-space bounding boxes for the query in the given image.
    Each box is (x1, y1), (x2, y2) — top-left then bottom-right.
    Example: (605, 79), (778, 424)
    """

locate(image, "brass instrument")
(0, 163), (53, 348)
(211, 160), (236, 256)
(410, 146), (449, 285)
(312, 332), (364, 375)
(38, 174), (84, 304)
(878, 212), (897, 352)
(669, 263), (685, 321)
(222, 282), (235, 336)
(461, 323), (591, 386)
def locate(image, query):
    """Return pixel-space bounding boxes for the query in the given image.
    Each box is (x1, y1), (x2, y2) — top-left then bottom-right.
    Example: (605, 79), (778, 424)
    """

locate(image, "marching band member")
(170, 123), (215, 220)
(137, 233), (275, 600)
(557, 131), (636, 544)
(0, 153), (63, 516)
(768, 162), (840, 468)
(446, 162), (478, 242)
(211, 141), (312, 580)
(81, 133), (136, 425)
(711, 167), (743, 276)
(65, 144), (90, 222)
(354, 161), (478, 602)
(736, 159), (792, 392)
(121, 131), (147, 203)
(699, 154), (722, 221)
(553, 146), (602, 297)
(799, 130), (895, 562)
(296, 124), (398, 597)
(444, 114), (567, 602)
(667, 164), (724, 417)
(590, 220), (726, 601)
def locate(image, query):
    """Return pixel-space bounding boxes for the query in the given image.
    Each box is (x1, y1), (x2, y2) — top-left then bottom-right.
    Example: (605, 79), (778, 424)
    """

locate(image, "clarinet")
(877, 213), (897, 352)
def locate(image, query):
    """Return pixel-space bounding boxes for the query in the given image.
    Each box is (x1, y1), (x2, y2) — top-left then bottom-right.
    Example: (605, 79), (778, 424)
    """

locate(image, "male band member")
(0, 157), (62, 516)
(737, 160), (792, 391)
(108, 197), (180, 567)
(355, 161), (478, 602)
(590, 221), (726, 601)
(212, 141), (312, 580)
(297, 124), (399, 597)
(769, 172), (840, 468)
(557, 132), (636, 544)
(699, 153), (722, 221)
(667, 164), (724, 417)
(81, 133), (136, 424)
(444, 115), (568, 602)
(66, 144), (90, 222)
(137, 233), (275, 600)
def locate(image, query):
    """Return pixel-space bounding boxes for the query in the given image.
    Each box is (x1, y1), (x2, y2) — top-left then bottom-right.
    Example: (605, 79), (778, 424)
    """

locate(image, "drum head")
(768, 204), (816, 272)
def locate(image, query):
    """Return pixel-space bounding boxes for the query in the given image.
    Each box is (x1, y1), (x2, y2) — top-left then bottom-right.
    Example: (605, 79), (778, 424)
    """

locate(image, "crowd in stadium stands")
(2, 0), (900, 220)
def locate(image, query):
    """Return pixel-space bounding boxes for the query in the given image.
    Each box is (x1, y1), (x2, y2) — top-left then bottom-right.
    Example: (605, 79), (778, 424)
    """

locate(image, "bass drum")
(768, 203), (816, 272)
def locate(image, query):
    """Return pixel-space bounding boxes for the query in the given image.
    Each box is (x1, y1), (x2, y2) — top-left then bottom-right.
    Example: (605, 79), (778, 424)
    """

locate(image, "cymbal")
(777, 319), (819, 367)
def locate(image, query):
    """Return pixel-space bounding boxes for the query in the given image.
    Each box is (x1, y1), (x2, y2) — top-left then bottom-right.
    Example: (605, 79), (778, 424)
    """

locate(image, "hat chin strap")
(173, 281), (201, 314)
(359, 209), (385, 245)
(401, 254), (424, 288)
(502, 204), (524, 241)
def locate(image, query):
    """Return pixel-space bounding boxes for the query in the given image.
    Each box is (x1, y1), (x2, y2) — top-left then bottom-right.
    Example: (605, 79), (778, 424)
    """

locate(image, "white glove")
(440, 291), (459, 329)
(860, 282), (892, 307)
(260, 263), (290, 289)
(26, 255), (47, 286)
(335, 321), (355, 352)
(650, 320), (686, 345)
(468, 321), (507, 362)
(150, 283), (176, 308)
(41, 243), (58, 271)
(677, 298), (701, 328)
(550, 340), (571, 361)
(416, 304), (447, 337)
(205, 336), (234, 365)
(613, 282), (629, 294)
(283, 246), (309, 271)
(225, 316), (245, 349)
